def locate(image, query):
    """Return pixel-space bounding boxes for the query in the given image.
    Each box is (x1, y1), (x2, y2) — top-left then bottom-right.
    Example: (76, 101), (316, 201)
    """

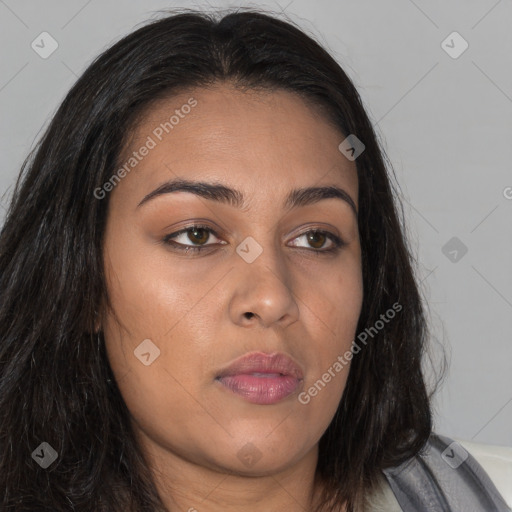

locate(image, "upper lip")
(215, 352), (304, 380)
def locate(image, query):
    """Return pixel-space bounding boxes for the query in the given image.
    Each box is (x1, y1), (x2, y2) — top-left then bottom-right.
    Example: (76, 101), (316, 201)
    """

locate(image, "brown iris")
(187, 227), (210, 245)
(306, 231), (327, 249)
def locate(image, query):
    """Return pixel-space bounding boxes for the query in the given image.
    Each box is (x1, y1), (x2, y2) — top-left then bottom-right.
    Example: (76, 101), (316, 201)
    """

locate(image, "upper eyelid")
(165, 224), (223, 243)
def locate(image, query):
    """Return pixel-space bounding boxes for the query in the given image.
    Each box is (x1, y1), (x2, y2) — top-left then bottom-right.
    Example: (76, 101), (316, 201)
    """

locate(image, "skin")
(101, 83), (363, 512)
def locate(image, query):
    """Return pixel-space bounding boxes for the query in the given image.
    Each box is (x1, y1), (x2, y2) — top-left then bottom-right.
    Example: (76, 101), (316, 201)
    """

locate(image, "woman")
(0, 8), (509, 512)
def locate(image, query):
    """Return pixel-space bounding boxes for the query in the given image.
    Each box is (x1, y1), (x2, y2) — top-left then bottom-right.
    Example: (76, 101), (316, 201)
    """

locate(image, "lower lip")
(216, 374), (301, 405)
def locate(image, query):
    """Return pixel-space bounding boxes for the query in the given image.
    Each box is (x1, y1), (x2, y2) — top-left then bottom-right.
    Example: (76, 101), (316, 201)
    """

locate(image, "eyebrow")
(137, 178), (358, 217)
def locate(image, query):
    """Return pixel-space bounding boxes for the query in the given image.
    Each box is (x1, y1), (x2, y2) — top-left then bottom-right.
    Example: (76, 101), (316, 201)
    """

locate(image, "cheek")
(326, 268), (363, 345)
(297, 259), (363, 410)
(304, 253), (363, 345)
(102, 244), (214, 456)
(101, 223), (210, 409)
(102, 222), (217, 342)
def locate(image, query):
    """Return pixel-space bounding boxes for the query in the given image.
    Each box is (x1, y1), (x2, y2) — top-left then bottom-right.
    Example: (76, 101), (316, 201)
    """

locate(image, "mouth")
(215, 352), (304, 405)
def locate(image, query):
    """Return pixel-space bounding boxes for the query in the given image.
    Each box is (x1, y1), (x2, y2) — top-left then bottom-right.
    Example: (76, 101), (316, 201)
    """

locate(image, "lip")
(215, 352), (304, 405)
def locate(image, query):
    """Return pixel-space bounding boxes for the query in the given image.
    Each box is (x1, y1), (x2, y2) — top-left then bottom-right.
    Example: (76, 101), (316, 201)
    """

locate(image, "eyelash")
(162, 223), (345, 255)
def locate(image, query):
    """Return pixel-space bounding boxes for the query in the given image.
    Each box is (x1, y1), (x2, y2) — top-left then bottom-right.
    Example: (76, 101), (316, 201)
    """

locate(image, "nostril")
(244, 312), (254, 319)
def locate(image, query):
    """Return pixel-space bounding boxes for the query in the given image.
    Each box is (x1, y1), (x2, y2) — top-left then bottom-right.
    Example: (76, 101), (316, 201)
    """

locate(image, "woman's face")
(102, 83), (363, 478)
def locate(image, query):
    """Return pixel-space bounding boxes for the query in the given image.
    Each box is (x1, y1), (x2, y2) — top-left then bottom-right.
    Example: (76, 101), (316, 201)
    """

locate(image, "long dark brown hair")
(0, 8), (444, 511)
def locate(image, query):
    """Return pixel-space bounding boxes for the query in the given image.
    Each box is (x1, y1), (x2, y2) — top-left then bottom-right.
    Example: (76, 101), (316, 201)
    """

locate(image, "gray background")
(1, 0), (511, 447)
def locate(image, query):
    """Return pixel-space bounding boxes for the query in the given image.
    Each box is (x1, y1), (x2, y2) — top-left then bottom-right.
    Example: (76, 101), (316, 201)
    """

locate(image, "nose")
(228, 242), (300, 329)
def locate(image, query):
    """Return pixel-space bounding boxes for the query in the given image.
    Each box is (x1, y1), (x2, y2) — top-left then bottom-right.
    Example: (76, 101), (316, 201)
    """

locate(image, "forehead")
(112, 84), (358, 209)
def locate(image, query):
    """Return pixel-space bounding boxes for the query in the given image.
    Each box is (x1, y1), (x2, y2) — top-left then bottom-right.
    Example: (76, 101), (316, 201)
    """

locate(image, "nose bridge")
(230, 232), (299, 327)
(235, 229), (288, 283)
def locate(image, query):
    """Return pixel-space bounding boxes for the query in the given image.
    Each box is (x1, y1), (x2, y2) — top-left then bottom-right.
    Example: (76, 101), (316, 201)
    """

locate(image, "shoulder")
(456, 437), (512, 509)
(366, 432), (512, 511)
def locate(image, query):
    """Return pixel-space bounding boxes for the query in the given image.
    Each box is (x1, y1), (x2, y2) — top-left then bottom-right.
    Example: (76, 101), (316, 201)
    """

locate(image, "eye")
(162, 224), (225, 253)
(289, 230), (344, 253)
